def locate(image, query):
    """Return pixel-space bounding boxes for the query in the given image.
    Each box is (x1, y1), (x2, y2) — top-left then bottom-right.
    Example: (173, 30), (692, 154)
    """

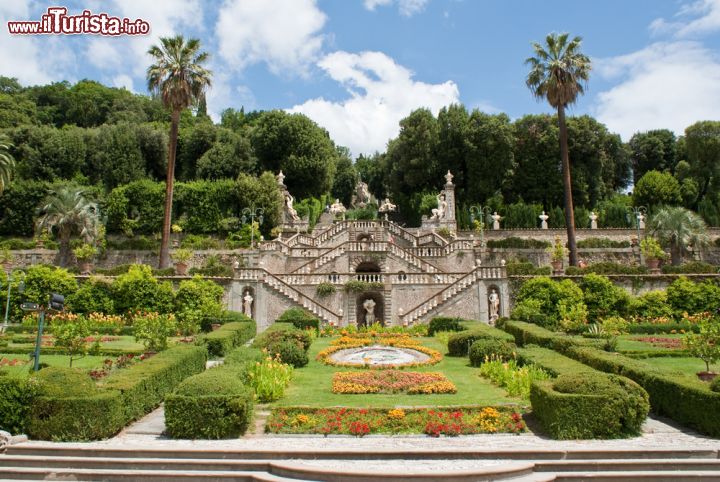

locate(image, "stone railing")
(272, 271), (466, 286)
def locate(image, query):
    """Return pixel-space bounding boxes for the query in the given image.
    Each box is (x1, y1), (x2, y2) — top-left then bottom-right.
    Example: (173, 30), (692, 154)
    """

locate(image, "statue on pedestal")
(284, 193), (300, 222)
(491, 212), (502, 230)
(353, 181), (372, 208)
(243, 291), (253, 318)
(329, 198), (347, 219)
(488, 288), (500, 325)
(430, 193), (447, 220)
(378, 198), (397, 220)
(363, 298), (376, 325)
(589, 211), (598, 229)
(539, 211), (549, 229)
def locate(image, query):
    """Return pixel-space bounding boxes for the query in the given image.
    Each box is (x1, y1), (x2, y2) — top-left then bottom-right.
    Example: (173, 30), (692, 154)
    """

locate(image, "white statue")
(363, 298), (376, 325)
(284, 193), (300, 222)
(539, 211), (549, 229)
(491, 212), (501, 230)
(379, 198), (397, 221)
(488, 288), (500, 324)
(430, 193), (447, 220)
(354, 181), (371, 208)
(589, 211), (598, 229)
(638, 212), (646, 230)
(243, 291), (253, 318)
(276, 170), (285, 187)
(329, 198), (346, 218)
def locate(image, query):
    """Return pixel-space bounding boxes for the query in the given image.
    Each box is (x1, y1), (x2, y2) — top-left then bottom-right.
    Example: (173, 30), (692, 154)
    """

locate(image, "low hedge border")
(620, 350), (690, 359)
(197, 319), (256, 358)
(165, 365), (254, 439)
(447, 325), (515, 356)
(427, 317), (465, 336)
(502, 320), (604, 352)
(626, 323), (699, 334)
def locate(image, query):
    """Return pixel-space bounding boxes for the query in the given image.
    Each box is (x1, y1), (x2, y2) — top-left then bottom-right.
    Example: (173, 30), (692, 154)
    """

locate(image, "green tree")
(628, 129), (677, 184)
(196, 128), (256, 179)
(53, 315), (92, 367)
(633, 170), (682, 208)
(685, 121), (720, 209)
(649, 206), (709, 266)
(526, 32), (591, 266)
(0, 134), (15, 194)
(510, 115), (562, 206)
(331, 147), (357, 206)
(683, 317), (720, 373)
(89, 123), (145, 188)
(465, 111), (514, 205)
(36, 187), (100, 266)
(147, 35), (212, 269)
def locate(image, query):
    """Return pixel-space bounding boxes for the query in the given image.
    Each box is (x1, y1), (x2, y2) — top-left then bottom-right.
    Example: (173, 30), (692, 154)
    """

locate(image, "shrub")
(132, 312), (178, 351)
(630, 290), (674, 319)
(254, 324), (312, 352)
(514, 277), (584, 329)
(428, 317), (465, 336)
(662, 262), (718, 274)
(531, 372), (649, 439)
(447, 325), (514, 356)
(486, 237), (550, 249)
(0, 376), (37, 434)
(65, 277), (115, 314)
(275, 307), (320, 331)
(315, 282), (336, 297)
(10, 265), (78, 319)
(577, 238), (631, 248)
(245, 355), (293, 402)
(189, 255), (233, 277)
(174, 276), (224, 336)
(105, 236), (159, 251)
(580, 273), (630, 321)
(479, 358), (550, 399)
(565, 263), (649, 276)
(666, 277), (720, 315)
(165, 366), (254, 439)
(268, 340), (309, 368)
(469, 339), (516, 366)
(112, 265), (174, 314)
(199, 319), (256, 358)
(506, 261), (552, 276)
(710, 376), (720, 393)
(557, 299), (589, 334)
(600, 316), (630, 335)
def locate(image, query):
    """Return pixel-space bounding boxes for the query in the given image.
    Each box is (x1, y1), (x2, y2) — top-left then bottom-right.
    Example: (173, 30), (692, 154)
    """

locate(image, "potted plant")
(640, 237), (667, 272)
(683, 319), (720, 381)
(73, 243), (97, 274)
(546, 237), (567, 273)
(172, 248), (193, 276)
(171, 224), (183, 248)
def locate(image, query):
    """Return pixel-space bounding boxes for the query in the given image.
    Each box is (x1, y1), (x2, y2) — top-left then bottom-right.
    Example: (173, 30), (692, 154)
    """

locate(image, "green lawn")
(0, 352), (108, 377)
(274, 337), (519, 408)
(616, 334), (684, 353)
(4, 335), (175, 353)
(641, 356), (720, 377)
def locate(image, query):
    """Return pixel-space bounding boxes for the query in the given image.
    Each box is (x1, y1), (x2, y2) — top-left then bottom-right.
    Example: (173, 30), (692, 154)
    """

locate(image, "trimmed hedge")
(224, 346), (264, 368)
(165, 366), (254, 439)
(0, 375), (37, 434)
(516, 346), (596, 377)
(101, 344), (207, 425)
(531, 372), (649, 439)
(469, 339), (516, 366)
(198, 319), (256, 358)
(275, 307), (320, 331)
(566, 345), (720, 437)
(626, 322), (699, 334)
(447, 325), (515, 356)
(502, 320), (602, 352)
(428, 317), (465, 336)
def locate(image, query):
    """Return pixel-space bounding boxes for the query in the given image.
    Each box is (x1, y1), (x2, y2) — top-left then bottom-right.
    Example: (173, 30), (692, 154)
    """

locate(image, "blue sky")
(2, 0), (720, 156)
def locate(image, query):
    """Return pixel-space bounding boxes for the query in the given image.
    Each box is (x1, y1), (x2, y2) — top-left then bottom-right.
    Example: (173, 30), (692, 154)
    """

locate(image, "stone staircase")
(260, 271), (342, 325)
(2, 445), (720, 481)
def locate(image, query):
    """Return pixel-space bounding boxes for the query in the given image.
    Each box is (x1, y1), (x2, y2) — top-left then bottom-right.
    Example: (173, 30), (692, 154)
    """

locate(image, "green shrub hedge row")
(502, 320), (603, 352)
(626, 322), (699, 334)
(165, 366), (254, 439)
(198, 318), (256, 358)
(516, 346), (596, 377)
(447, 325), (514, 356)
(275, 307), (320, 331)
(427, 317), (465, 336)
(468, 339), (516, 366)
(0, 376), (36, 434)
(566, 345), (720, 437)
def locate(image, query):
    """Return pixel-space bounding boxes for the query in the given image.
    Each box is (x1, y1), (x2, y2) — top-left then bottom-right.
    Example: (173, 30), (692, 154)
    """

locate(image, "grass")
(274, 336), (519, 408)
(4, 335), (176, 353)
(641, 356), (720, 377)
(616, 334), (684, 353)
(0, 352), (108, 377)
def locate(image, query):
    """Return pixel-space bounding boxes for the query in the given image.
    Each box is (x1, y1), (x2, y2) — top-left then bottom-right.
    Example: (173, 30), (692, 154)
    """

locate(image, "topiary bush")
(0, 375), (37, 434)
(666, 277), (720, 316)
(275, 307), (320, 331)
(469, 339), (516, 366)
(165, 366), (254, 439)
(199, 319), (256, 358)
(267, 340), (309, 368)
(254, 324), (312, 352)
(428, 317), (466, 336)
(447, 326), (515, 356)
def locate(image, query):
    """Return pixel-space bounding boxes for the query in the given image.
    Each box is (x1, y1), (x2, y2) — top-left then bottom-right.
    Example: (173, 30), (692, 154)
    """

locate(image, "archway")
(356, 292), (385, 327)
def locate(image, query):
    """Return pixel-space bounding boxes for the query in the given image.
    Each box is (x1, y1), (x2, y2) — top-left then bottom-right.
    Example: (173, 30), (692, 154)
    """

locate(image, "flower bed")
(630, 336), (683, 349)
(332, 370), (456, 394)
(317, 333), (442, 368)
(266, 406), (526, 436)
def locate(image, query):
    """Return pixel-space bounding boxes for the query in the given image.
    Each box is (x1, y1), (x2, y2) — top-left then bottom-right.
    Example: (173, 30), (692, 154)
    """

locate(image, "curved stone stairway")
(2, 444), (720, 481)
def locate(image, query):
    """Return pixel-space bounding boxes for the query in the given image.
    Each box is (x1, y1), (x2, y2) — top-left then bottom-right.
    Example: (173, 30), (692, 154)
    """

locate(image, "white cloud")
(650, 0), (720, 37)
(290, 50), (459, 156)
(594, 41), (720, 140)
(364, 0), (429, 16)
(112, 74), (135, 92)
(216, 0), (326, 75)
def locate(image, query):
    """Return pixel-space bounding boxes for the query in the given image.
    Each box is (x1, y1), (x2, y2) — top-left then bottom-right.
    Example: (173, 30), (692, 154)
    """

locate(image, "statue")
(276, 170), (286, 187)
(363, 298), (376, 325)
(539, 211), (549, 229)
(243, 291), (253, 318)
(284, 193), (300, 222)
(638, 212), (646, 230)
(491, 212), (501, 230)
(329, 198), (346, 218)
(354, 181), (372, 208)
(445, 170), (454, 185)
(589, 211), (598, 230)
(430, 193), (447, 220)
(379, 198), (397, 221)
(488, 288), (500, 324)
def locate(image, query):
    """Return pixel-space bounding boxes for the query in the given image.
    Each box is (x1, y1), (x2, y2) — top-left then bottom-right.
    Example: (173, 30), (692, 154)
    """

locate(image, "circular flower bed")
(317, 333), (442, 368)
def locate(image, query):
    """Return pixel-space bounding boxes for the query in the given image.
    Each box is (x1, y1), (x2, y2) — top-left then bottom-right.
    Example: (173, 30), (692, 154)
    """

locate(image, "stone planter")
(551, 260), (563, 275)
(79, 261), (93, 275)
(697, 371), (718, 382)
(645, 258), (661, 273)
(174, 261), (188, 276)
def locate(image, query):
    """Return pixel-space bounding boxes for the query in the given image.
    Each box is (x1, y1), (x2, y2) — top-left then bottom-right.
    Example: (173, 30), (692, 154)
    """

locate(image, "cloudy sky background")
(1, 0), (720, 156)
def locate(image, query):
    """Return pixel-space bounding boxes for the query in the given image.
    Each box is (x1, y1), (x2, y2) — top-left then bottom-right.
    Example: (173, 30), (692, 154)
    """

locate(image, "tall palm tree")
(0, 135), (16, 194)
(649, 206), (709, 266)
(526, 33), (591, 266)
(147, 35), (211, 268)
(36, 187), (100, 267)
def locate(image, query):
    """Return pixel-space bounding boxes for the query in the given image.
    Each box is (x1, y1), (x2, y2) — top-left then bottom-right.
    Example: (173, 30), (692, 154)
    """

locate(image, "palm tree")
(147, 35), (211, 268)
(526, 33), (591, 266)
(649, 206), (709, 266)
(0, 135), (16, 194)
(36, 187), (100, 267)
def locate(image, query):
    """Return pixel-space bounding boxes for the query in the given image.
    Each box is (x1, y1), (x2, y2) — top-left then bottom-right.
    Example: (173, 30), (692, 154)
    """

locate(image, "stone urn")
(645, 258), (661, 273)
(697, 371), (718, 382)
(174, 261), (188, 276)
(79, 261), (93, 275)
(551, 260), (563, 274)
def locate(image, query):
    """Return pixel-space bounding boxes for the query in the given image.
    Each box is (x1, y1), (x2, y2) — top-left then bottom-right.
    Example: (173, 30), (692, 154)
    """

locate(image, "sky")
(1, 0), (720, 157)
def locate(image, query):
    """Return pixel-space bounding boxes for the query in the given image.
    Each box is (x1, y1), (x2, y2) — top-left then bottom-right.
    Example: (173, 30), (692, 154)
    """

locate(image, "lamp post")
(626, 206), (647, 263)
(1, 269), (25, 334)
(23, 293), (64, 372)
(469, 205), (493, 247)
(241, 205), (264, 249)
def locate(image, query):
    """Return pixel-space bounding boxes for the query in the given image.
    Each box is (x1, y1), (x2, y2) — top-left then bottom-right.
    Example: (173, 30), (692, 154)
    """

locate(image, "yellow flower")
(388, 409), (406, 420)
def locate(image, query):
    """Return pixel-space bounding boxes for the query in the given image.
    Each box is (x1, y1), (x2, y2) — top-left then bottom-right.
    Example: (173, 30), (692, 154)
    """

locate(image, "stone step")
(552, 471), (720, 481)
(0, 466), (293, 481)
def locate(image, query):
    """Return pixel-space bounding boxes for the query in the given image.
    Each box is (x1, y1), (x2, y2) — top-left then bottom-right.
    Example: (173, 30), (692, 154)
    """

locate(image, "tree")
(628, 130), (677, 184)
(0, 134), (15, 194)
(649, 206), (709, 266)
(465, 111), (514, 205)
(331, 147), (357, 206)
(633, 170), (682, 208)
(147, 35), (212, 268)
(685, 121), (720, 209)
(53, 315), (92, 367)
(526, 32), (591, 266)
(36, 187), (100, 267)
(683, 317), (720, 373)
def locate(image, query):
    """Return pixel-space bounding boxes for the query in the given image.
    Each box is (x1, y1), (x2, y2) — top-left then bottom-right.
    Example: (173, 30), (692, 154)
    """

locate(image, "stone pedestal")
(421, 170), (457, 232)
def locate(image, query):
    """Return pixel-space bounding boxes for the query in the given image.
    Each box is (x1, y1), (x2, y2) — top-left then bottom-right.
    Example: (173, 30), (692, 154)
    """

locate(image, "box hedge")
(469, 339), (516, 366)
(428, 317), (466, 336)
(165, 366), (254, 439)
(0, 375), (37, 434)
(502, 320), (603, 352)
(275, 307), (320, 331)
(447, 325), (515, 356)
(198, 319), (256, 358)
